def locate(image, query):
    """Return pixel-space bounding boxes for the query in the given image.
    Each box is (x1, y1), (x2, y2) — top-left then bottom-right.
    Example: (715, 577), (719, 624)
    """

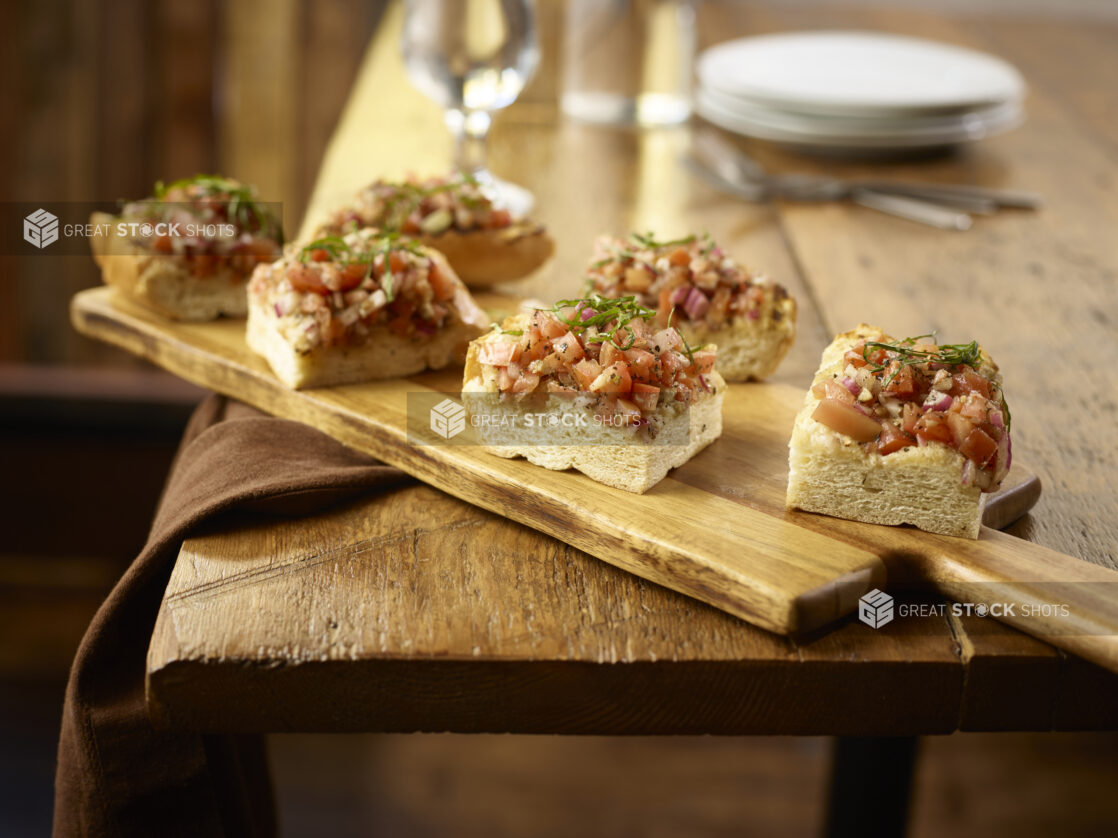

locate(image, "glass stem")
(446, 108), (493, 176)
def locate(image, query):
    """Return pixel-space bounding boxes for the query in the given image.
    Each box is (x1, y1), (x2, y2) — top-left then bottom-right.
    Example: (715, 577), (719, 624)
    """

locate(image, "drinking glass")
(401, 0), (540, 215)
(562, 0), (696, 126)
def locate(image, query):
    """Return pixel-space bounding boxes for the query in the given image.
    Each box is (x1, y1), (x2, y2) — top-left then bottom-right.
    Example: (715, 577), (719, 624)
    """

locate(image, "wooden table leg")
(824, 736), (918, 838)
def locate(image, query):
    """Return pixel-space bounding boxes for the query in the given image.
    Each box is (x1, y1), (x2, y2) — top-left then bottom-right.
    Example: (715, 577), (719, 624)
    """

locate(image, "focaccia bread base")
(89, 212), (249, 320)
(462, 329), (724, 494)
(786, 325), (988, 539)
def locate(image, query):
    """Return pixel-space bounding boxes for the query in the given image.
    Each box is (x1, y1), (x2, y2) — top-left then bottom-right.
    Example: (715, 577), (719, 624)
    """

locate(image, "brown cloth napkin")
(53, 395), (413, 837)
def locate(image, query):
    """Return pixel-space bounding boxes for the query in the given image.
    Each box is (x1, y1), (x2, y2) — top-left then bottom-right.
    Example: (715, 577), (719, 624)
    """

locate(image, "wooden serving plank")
(72, 288), (1118, 673)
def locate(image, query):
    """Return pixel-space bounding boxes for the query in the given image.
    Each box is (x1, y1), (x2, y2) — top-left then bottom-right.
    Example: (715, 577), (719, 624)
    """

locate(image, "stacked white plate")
(695, 32), (1026, 153)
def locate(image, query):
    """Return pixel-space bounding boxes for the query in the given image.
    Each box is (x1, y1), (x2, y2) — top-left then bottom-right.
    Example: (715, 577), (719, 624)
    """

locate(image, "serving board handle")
(916, 532), (1118, 673)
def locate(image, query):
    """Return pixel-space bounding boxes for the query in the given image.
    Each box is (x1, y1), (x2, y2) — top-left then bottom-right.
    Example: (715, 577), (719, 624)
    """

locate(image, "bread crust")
(677, 293), (797, 381)
(89, 212), (251, 321)
(785, 324), (992, 539)
(247, 248), (489, 389)
(417, 223), (554, 286)
(463, 320), (725, 493)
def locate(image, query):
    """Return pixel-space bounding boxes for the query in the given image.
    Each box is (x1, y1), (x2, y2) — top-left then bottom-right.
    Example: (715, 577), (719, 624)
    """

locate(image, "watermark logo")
(429, 398), (466, 440)
(858, 588), (895, 629)
(23, 208), (59, 249)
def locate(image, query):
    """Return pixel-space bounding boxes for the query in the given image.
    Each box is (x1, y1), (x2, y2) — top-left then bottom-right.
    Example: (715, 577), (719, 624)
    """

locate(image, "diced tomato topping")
(624, 349), (656, 380)
(511, 372), (540, 395)
(598, 341), (624, 368)
(572, 359), (603, 390)
(535, 312), (567, 340)
(823, 379), (856, 406)
(668, 247), (690, 267)
(631, 382), (660, 412)
(843, 348), (868, 369)
(946, 411), (976, 448)
(589, 362), (632, 394)
(427, 260), (457, 301)
(309, 248), (331, 262)
(388, 251), (409, 273)
(812, 399), (882, 442)
(338, 262), (368, 291)
(959, 395), (990, 423)
(478, 340), (520, 367)
(551, 332), (585, 364)
(914, 411), (954, 445)
(659, 350), (684, 380)
(877, 422), (916, 455)
(959, 427), (998, 466)
(952, 367), (991, 399)
(152, 235), (173, 254)
(288, 264), (329, 294)
(882, 364), (918, 399)
(690, 349), (716, 375)
(547, 381), (577, 398)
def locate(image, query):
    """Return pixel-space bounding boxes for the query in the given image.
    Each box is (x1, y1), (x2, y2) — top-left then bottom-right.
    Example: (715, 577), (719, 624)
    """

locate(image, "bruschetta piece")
(462, 295), (725, 493)
(316, 172), (553, 286)
(786, 324), (1012, 539)
(584, 232), (795, 381)
(90, 174), (283, 320)
(247, 228), (489, 389)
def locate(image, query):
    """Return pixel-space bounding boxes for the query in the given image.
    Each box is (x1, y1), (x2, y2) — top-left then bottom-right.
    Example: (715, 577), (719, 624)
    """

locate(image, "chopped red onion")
(992, 433), (1011, 484)
(683, 287), (709, 320)
(747, 309), (760, 320)
(924, 392), (954, 412)
(989, 409), (1005, 429)
(841, 376), (861, 397)
(669, 286), (691, 307)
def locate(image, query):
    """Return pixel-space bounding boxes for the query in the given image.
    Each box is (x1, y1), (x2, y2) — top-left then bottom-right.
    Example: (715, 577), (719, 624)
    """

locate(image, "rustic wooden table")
(146, 0), (1116, 761)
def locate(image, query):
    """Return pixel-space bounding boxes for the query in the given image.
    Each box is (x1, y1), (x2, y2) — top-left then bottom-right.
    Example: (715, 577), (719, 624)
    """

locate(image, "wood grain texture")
(73, 286), (1118, 682)
(146, 484), (1118, 734)
(73, 287), (882, 637)
(704, 3), (1118, 572)
(143, 486), (1016, 735)
(77, 3), (1118, 732)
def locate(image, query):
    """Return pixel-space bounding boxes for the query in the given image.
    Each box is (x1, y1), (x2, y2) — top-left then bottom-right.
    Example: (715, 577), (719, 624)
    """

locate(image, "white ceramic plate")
(697, 31), (1026, 117)
(698, 84), (1023, 138)
(695, 88), (1024, 151)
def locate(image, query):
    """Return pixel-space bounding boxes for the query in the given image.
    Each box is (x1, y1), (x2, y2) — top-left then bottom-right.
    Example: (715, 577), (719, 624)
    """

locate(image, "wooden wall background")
(1, 0), (389, 368)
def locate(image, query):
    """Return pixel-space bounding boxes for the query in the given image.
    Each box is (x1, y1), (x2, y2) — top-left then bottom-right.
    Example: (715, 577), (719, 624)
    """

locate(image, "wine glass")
(401, 0), (540, 217)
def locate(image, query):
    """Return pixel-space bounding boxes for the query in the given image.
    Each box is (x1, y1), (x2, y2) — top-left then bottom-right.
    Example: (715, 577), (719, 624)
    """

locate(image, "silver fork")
(689, 131), (1041, 230)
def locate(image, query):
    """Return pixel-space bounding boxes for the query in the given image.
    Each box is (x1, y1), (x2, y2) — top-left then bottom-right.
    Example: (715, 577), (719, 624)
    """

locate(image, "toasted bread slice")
(786, 325), (1010, 539)
(247, 232), (489, 389)
(90, 212), (252, 321)
(462, 310), (724, 493)
(314, 173), (555, 287)
(584, 233), (796, 381)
